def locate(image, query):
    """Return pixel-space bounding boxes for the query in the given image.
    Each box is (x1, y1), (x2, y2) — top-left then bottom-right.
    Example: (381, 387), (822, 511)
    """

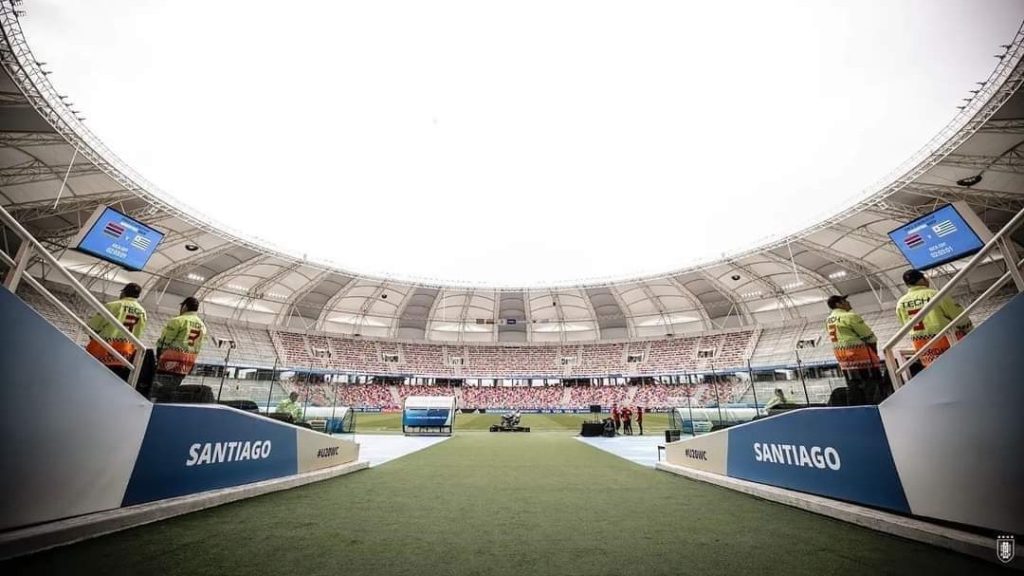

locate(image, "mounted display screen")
(887, 203), (988, 271)
(71, 206), (165, 271)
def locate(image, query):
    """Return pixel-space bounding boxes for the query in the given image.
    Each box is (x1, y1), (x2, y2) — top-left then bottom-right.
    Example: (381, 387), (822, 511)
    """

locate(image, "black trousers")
(842, 367), (893, 405)
(108, 365), (132, 382)
(152, 372), (186, 401)
(638, 421), (644, 435)
(105, 350), (156, 398)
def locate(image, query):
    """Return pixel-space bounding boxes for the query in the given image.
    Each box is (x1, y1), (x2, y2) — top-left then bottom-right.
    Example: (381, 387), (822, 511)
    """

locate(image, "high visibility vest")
(276, 399), (302, 421)
(85, 298), (147, 366)
(825, 308), (879, 370)
(896, 286), (973, 366)
(156, 311), (208, 375)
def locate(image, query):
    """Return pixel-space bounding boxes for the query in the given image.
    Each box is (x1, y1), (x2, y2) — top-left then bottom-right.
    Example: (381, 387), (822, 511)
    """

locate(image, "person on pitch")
(636, 405), (644, 435)
(276, 391), (303, 422)
(764, 388), (788, 412)
(612, 404), (621, 435)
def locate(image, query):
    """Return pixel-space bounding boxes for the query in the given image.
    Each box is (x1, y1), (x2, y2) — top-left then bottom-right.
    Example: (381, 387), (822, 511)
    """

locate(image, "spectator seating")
(19, 284), (1014, 386)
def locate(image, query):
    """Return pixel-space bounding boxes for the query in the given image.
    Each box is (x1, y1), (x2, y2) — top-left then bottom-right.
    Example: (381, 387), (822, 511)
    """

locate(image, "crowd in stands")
(260, 329), (760, 377)
(564, 385), (631, 408)
(460, 385), (565, 409)
(18, 281), (1013, 386)
(395, 384), (459, 404)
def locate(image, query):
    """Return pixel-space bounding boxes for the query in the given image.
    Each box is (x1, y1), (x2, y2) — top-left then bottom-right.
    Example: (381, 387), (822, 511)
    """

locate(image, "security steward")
(153, 296), (208, 397)
(277, 391), (303, 422)
(896, 269), (973, 368)
(86, 282), (148, 382)
(825, 295), (890, 405)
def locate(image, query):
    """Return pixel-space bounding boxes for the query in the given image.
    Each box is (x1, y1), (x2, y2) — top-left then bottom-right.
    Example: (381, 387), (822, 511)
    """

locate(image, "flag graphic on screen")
(131, 235), (151, 250)
(103, 221), (125, 239)
(904, 233), (925, 249)
(932, 219), (957, 238)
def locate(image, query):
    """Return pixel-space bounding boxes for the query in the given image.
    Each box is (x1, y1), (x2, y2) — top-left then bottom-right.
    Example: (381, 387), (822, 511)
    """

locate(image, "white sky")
(21, 0), (1024, 286)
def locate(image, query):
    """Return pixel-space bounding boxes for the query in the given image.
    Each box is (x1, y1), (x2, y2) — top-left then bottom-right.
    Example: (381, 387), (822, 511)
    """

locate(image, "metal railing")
(882, 205), (1024, 388)
(0, 203), (147, 387)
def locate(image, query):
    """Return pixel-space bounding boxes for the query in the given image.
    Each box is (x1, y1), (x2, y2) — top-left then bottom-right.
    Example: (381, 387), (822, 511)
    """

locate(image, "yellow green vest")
(85, 297), (147, 365)
(825, 308), (879, 370)
(156, 311), (208, 375)
(895, 286), (972, 365)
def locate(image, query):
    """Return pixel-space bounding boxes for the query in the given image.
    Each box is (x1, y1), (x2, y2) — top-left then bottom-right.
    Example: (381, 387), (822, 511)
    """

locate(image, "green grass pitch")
(2, 431), (1004, 575)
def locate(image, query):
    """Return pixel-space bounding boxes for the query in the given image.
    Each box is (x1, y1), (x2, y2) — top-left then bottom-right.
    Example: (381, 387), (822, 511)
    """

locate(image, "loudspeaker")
(589, 404), (601, 414)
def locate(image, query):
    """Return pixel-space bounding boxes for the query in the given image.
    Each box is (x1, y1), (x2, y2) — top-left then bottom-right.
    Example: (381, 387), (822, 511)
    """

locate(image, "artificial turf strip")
(3, 434), (1004, 576)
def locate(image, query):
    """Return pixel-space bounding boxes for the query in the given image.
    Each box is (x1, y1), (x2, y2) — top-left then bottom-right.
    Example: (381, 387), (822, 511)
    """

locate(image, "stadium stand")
(17, 279), (1016, 413)
(460, 385), (565, 409)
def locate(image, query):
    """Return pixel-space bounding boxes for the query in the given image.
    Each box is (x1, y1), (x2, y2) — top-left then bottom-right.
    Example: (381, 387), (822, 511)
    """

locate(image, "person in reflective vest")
(896, 269), (973, 368)
(86, 282), (147, 381)
(154, 296), (208, 392)
(277, 391), (303, 422)
(764, 388), (788, 411)
(825, 295), (889, 405)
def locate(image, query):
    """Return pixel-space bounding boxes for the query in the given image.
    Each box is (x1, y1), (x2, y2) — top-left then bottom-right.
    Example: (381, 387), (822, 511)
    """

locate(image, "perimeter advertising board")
(726, 407), (910, 513)
(123, 405), (298, 505)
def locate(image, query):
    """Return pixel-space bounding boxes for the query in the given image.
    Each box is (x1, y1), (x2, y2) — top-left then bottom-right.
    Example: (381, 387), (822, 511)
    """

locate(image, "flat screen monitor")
(71, 206), (165, 271)
(887, 203), (989, 271)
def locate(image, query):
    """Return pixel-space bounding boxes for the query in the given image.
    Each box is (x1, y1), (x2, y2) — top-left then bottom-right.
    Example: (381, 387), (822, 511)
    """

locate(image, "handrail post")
(997, 237), (1024, 291)
(2, 241), (31, 292)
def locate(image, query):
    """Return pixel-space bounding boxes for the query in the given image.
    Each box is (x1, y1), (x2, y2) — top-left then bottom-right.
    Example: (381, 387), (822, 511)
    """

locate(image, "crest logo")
(997, 535), (1015, 564)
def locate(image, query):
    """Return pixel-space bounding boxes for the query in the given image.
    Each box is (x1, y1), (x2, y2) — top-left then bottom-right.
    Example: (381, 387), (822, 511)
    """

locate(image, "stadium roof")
(1, 4), (1023, 343)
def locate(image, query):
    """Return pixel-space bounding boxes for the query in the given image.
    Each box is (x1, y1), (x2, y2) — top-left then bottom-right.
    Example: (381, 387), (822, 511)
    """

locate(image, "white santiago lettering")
(186, 440), (272, 466)
(753, 442), (840, 470)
